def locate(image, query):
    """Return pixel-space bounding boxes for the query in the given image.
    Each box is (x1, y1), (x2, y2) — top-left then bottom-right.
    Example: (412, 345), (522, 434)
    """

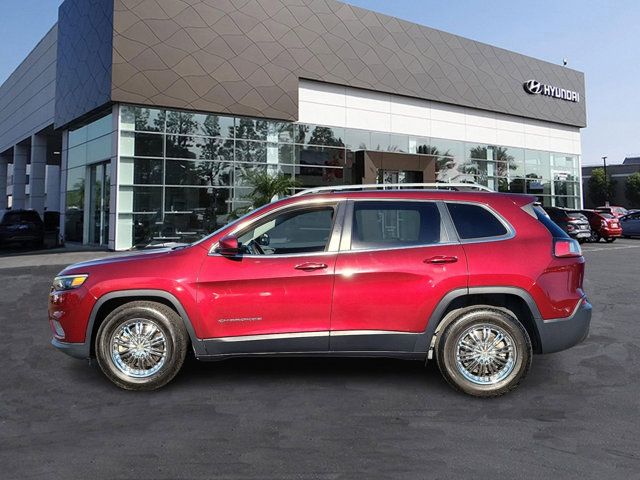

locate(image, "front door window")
(237, 207), (335, 255)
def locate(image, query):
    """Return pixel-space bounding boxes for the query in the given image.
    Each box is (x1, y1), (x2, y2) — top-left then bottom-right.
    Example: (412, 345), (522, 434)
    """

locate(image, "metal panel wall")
(0, 27), (57, 154)
(54, 0), (114, 128)
(111, 0), (586, 127)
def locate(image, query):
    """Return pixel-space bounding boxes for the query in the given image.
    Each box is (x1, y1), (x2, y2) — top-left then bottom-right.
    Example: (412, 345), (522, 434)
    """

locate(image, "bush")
(625, 172), (640, 207)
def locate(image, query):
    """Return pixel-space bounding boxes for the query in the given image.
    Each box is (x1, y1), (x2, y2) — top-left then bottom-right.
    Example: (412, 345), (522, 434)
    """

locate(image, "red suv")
(50, 188), (591, 397)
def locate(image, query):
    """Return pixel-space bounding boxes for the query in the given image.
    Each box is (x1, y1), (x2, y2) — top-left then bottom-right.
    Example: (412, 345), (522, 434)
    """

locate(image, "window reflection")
(116, 105), (581, 249)
(235, 140), (267, 163)
(165, 159), (232, 186)
(120, 106), (166, 132)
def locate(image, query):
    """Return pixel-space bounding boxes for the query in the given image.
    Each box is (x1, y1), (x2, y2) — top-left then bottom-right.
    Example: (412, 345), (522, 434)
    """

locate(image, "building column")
(59, 131), (69, 244)
(45, 165), (61, 212)
(30, 134), (47, 216)
(0, 154), (8, 210)
(12, 144), (28, 209)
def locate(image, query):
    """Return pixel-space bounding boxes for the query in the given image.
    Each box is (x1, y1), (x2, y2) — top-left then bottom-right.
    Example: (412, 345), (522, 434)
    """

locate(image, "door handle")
(295, 262), (328, 271)
(424, 255), (458, 264)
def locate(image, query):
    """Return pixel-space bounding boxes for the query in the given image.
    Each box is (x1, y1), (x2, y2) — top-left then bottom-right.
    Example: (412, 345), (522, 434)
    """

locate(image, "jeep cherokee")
(49, 187), (591, 397)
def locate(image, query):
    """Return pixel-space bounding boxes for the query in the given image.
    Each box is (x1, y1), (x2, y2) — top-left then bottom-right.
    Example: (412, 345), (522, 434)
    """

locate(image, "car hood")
(61, 246), (189, 273)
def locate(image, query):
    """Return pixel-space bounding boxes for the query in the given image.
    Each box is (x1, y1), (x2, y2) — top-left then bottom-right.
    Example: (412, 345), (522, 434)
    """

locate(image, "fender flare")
(415, 287), (543, 357)
(83, 289), (205, 358)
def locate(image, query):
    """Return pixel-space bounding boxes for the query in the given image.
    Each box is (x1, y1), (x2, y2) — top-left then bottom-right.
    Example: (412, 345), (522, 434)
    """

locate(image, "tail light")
(600, 220), (607, 227)
(554, 238), (582, 258)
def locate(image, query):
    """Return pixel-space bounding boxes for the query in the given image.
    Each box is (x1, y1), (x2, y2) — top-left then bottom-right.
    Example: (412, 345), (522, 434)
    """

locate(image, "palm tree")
(240, 170), (300, 208)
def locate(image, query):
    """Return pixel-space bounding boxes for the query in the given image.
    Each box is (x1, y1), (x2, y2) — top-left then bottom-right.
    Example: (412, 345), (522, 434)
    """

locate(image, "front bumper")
(538, 297), (592, 354)
(51, 337), (90, 359)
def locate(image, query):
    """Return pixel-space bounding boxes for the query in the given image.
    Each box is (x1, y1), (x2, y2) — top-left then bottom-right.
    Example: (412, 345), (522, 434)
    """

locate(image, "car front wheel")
(95, 301), (189, 390)
(436, 307), (532, 397)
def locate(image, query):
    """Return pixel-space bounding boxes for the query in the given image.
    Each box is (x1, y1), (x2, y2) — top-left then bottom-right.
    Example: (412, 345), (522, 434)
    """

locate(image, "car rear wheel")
(436, 307), (532, 397)
(95, 301), (189, 391)
(605, 237), (616, 243)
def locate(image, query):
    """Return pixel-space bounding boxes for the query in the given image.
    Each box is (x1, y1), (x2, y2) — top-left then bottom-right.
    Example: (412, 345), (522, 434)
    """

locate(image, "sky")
(1, 0), (638, 166)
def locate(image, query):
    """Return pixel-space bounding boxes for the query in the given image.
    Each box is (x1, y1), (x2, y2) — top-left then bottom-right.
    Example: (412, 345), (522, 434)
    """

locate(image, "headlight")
(52, 274), (88, 291)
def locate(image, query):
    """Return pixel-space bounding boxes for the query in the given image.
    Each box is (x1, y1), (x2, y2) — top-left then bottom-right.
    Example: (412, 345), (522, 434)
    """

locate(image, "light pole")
(602, 156), (609, 206)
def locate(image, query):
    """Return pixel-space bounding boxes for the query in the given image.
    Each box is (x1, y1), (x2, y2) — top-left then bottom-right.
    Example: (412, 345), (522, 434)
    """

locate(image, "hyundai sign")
(523, 80), (580, 103)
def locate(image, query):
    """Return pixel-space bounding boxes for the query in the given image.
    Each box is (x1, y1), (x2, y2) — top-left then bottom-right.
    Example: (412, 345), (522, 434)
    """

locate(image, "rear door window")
(351, 201), (443, 250)
(446, 203), (508, 240)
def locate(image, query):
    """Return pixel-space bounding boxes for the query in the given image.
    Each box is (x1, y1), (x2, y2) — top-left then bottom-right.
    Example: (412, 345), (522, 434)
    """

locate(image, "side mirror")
(218, 235), (240, 256)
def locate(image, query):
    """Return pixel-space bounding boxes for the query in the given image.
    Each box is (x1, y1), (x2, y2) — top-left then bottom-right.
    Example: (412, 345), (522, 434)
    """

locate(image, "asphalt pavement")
(1, 239), (639, 479)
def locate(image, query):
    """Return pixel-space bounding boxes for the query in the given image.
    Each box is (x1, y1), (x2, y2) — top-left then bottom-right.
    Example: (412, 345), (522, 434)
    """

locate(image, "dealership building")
(0, 0), (587, 250)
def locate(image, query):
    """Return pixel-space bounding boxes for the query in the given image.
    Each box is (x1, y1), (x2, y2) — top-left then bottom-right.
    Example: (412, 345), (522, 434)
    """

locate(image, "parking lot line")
(582, 244), (640, 252)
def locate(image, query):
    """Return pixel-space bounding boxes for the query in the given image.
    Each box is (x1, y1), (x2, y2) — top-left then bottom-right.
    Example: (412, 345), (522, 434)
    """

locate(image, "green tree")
(588, 168), (616, 206)
(309, 127), (344, 147)
(625, 172), (640, 207)
(240, 170), (300, 209)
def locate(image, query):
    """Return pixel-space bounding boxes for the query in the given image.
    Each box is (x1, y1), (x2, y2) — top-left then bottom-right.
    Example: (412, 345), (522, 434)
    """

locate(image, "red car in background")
(595, 206), (628, 218)
(580, 210), (622, 242)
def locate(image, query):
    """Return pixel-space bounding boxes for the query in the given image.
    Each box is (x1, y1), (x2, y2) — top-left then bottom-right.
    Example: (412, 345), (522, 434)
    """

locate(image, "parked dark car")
(620, 212), (640, 238)
(0, 209), (45, 247)
(543, 207), (591, 243)
(580, 210), (622, 243)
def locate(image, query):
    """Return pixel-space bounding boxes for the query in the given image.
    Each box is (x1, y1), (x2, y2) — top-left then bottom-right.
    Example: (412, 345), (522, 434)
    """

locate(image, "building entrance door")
(88, 161), (110, 246)
(377, 169), (423, 184)
(551, 170), (571, 207)
(352, 151), (436, 185)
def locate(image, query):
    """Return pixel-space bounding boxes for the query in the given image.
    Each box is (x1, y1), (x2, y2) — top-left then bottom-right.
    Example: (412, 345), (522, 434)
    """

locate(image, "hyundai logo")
(524, 80), (542, 94)
(523, 79), (580, 102)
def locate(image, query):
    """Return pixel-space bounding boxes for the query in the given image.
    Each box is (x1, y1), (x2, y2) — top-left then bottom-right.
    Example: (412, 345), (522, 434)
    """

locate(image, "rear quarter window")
(534, 207), (569, 238)
(446, 203), (508, 240)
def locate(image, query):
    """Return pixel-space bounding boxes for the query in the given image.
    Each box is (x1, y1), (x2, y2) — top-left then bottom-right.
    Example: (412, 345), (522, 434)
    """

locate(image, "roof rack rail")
(292, 182), (494, 197)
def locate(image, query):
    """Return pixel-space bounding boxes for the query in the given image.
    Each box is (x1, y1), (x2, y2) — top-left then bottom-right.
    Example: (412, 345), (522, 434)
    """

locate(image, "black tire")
(605, 237), (616, 243)
(436, 307), (532, 398)
(95, 301), (189, 391)
(577, 238), (586, 244)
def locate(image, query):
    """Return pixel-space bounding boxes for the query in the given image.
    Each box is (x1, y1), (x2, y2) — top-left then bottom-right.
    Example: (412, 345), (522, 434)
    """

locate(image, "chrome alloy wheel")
(110, 319), (168, 378)
(455, 324), (516, 385)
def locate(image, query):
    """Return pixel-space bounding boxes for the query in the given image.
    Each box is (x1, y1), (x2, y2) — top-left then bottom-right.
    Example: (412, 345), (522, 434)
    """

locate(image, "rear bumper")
(600, 227), (622, 237)
(538, 297), (592, 354)
(51, 337), (90, 360)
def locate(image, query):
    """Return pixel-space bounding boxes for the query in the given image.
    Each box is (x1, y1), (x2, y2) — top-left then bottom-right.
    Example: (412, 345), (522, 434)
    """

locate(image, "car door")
(329, 200), (468, 352)
(623, 213), (640, 235)
(197, 201), (344, 354)
(632, 214), (640, 235)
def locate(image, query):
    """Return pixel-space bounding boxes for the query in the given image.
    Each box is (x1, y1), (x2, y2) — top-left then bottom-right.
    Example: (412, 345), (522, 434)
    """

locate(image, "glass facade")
(115, 104), (581, 250)
(64, 113), (114, 244)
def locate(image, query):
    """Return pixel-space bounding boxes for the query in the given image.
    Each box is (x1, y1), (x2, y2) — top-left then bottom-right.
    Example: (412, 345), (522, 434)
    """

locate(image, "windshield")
(600, 213), (614, 219)
(567, 210), (586, 219)
(192, 203), (273, 247)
